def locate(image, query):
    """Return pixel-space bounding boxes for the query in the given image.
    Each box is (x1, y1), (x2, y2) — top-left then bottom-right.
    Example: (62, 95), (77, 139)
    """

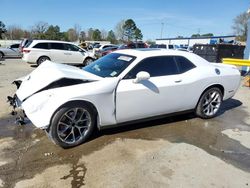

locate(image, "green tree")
(191, 34), (201, 38)
(61, 32), (69, 41)
(92, 29), (102, 41)
(134, 28), (143, 41)
(232, 12), (250, 41)
(79, 31), (86, 41)
(45, 25), (61, 40)
(87, 28), (94, 40)
(123, 19), (137, 41)
(107, 30), (117, 44)
(0, 21), (7, 39)
(202, 33), (214, 37)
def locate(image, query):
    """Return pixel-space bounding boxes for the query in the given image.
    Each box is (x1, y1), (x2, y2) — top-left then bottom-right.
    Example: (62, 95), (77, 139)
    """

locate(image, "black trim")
(99, 109), (194, 130)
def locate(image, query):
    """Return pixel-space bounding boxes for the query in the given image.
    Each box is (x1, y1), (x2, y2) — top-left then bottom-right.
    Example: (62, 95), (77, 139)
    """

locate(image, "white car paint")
(12, 49), (240, 129)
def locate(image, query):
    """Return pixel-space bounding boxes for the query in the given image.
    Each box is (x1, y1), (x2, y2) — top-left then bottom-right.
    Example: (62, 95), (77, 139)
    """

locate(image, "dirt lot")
(0, 59), (250, 188)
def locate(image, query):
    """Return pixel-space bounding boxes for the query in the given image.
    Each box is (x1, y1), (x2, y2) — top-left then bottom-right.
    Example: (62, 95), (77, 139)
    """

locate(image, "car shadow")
(217, 98), (242, 116)
(91, 98), (242, 139)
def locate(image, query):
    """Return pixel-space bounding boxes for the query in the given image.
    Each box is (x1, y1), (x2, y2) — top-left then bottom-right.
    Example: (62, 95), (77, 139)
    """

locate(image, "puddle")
(0, 98), (249, 187)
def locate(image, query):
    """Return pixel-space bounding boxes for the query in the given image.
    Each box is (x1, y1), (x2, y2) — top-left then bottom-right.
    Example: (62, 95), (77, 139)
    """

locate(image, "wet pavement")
(0, 97), (250, 187)
(0, 59), (250, 187)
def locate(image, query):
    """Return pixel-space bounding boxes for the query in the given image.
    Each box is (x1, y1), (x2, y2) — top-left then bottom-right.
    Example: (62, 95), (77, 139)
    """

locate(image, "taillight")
(23, 49), (30, 53)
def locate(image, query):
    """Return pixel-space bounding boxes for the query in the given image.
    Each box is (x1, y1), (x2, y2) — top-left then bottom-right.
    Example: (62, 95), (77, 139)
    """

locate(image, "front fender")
(21, 78), (119, 129)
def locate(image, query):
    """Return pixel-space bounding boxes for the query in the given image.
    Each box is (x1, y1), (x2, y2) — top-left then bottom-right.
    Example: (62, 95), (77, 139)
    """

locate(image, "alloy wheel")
(202, 90), (222, 116)
(57, 108), (91, 144)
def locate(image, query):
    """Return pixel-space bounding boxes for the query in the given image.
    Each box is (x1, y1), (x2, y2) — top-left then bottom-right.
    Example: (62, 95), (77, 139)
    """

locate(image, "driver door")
(115, 56), (193, 123)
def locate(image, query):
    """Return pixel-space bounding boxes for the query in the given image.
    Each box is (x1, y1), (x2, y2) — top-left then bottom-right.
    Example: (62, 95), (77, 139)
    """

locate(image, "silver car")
(0, 44), (22, 60)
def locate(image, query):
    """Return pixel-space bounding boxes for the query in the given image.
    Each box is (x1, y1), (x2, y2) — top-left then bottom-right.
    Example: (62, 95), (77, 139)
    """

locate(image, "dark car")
(119, 42), (148, 49)
(149, 44), (175, 49)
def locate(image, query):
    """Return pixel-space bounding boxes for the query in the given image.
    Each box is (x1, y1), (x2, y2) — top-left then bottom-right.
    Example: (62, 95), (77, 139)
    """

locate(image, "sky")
(1, 0), (249, 40)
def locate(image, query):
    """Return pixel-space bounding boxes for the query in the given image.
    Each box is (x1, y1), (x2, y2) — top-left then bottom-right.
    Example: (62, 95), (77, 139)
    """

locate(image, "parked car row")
(93, 42), (148, 58)
(1, 39), (193, 66)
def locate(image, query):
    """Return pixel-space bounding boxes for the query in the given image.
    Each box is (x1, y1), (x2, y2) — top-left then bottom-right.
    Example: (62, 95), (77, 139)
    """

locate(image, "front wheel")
(83, 58), (93, 66)
(49, 102), (96, 148)
(196, 87), (222, 119)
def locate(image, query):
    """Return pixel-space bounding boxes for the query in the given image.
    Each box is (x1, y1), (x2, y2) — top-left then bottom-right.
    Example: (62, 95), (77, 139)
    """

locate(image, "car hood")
(16, 60), (102, 101)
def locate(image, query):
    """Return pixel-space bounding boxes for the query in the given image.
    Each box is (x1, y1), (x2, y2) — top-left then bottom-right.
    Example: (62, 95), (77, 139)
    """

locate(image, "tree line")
(0, 12), (249, 43)
(0, 19), (143, 44)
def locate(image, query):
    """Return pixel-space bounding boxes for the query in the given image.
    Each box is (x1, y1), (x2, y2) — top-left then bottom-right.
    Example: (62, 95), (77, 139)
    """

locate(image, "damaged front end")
(7, 79), (27, 125)
(7, 60), (102, 128)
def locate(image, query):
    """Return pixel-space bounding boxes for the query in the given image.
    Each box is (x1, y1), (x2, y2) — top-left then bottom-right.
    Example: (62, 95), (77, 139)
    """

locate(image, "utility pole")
(160, 22), (164, 39)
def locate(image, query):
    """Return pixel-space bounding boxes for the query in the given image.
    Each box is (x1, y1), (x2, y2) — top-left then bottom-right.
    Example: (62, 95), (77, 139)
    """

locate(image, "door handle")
(64, 53), (72, 55)
(175, 79), (182, 83)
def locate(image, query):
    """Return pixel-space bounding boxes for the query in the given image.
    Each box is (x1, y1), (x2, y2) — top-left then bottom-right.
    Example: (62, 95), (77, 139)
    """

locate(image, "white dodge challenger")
(9, 49), (241, 148)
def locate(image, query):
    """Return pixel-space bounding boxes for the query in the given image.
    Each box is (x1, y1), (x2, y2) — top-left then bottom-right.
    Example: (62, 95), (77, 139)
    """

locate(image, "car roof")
(30, 40), (76, 44)
(114, 48), (210, 66)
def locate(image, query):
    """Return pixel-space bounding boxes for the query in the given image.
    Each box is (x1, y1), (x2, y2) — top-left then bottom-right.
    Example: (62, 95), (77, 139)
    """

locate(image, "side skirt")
(99, 109), (194, 130)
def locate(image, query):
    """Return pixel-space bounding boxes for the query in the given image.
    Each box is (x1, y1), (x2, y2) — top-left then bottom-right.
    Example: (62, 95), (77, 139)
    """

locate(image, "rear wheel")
(37, 56), (50, 66)
(49, 102), (96, 148)
(0, 52), (4, 60)
(196, 87), (222, 119)
(83, 58), (93, 66)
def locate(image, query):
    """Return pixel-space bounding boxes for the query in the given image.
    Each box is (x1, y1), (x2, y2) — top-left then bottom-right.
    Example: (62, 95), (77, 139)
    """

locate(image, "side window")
(174, 56), (196, 73)
(10, 44), (19, 48)
(64, 44), (80, 51)
(125, 56), (179, 79)
(50, 43), (64, 50)
(168, 45), (174, 49)
(158, 44), (166, 48)
(33, 43), (49, 49)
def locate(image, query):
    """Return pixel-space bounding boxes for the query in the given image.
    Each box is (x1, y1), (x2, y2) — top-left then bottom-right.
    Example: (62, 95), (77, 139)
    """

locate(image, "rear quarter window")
(174, 56), (196, 73)
(33, 43), (49, 49)
(50, 43), (65, 50)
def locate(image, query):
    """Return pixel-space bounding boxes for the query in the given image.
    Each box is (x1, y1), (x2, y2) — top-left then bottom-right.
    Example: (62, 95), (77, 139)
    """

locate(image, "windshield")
(83, 53), (136, 77)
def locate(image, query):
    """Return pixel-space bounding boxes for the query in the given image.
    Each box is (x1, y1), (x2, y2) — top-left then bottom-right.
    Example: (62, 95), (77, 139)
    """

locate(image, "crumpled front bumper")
(7, 94), (27, 125)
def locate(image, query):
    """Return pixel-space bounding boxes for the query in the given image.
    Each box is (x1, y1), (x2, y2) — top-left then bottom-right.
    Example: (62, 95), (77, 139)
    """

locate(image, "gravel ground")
(0, 59), (250, 188)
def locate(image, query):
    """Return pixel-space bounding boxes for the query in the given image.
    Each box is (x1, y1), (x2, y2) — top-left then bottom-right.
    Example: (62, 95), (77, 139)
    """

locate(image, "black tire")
(83, 58), (93, 66)
(196, 87), (222, 119)
(37, 56), (50, 66)
(49, 101), (96, 148)
(0, 52), (4, 60)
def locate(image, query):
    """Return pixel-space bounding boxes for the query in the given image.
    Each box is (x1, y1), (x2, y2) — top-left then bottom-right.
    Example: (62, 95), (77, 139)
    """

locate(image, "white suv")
(22, 40), (96, 66)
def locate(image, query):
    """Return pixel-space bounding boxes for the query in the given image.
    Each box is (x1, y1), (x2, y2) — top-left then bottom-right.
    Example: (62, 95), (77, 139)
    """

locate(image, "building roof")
(156, 35), (236, 41)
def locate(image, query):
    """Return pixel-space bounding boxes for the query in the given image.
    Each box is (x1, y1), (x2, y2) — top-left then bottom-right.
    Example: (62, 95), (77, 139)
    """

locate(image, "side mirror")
(133, 71), (150, 83)
(79, 49), (84, 52)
